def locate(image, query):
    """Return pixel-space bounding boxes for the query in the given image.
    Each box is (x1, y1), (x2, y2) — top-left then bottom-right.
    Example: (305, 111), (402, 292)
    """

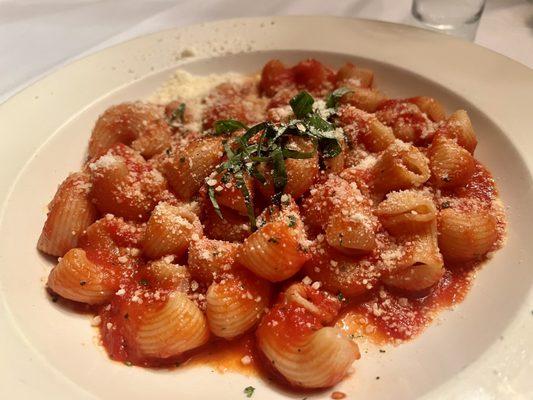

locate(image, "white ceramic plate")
(1, 16), (532, 400)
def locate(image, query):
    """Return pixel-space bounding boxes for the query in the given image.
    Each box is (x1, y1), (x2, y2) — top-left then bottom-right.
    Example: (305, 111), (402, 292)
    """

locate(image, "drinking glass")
(411, 0), (486, 40)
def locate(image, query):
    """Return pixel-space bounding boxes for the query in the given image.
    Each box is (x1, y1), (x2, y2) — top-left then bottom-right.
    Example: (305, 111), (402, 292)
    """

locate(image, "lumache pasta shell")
(206, 271), (270, 339)
(142, 202), (203, 259)
(257, 284), (360, 388)
(38, 172), (97, 257)
(135, 291), (209, 358)
(428, 136), (476, 188)
(47, 248), (117, 304)
(438, 208), (497, 262)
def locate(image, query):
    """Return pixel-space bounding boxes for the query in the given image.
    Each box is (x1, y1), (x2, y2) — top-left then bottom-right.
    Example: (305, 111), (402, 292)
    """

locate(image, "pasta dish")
(37, 59), (506, 393)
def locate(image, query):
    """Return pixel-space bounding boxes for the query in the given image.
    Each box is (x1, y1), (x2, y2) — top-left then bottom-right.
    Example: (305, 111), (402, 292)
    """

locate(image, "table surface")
(0, 0), (532, 104)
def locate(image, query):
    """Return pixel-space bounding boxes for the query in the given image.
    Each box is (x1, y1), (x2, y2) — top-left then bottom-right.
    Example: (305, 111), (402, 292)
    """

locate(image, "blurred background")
(1, 0), (531, 103)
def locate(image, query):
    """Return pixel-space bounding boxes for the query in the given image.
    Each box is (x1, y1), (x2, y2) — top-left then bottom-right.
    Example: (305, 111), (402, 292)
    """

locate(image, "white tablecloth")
(1, 0), (532, 104)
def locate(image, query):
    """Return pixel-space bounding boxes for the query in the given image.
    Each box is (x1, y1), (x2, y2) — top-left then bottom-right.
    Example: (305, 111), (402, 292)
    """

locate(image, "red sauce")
(341, 265), (474, 342)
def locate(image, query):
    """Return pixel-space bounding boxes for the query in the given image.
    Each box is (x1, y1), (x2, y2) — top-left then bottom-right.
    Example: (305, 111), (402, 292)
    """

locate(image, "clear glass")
(411, 0), (486, 40)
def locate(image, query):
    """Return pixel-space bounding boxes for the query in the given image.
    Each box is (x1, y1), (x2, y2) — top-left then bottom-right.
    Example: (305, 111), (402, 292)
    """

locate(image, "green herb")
(337, 292), (345, 301)
(287, 215), (297, 228)
(441, 201), (451, 209)
(139, 279), (149, 286)
(168, 103), (186, 126)
(270, 147), (287, 203)
(214, 119), (248, 135)
(207, 184), (223, 219)
(325, 87), (353, 108)
(289, 91), (314, 118)
(243, 386), (255, 398)
(320, 137), (342, 159)
(235, 170), (256, 229)
(207, 91), (343, 230)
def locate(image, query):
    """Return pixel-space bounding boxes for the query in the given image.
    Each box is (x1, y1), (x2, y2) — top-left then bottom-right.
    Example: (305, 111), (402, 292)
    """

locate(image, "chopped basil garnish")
(325, 87), (353, 109)
(289, 90), (314, 118)
(207, 91), (343, 230)
(168, 102), (186, 126)
(243, 386), (255, 398)
(214, 119), (249, 135)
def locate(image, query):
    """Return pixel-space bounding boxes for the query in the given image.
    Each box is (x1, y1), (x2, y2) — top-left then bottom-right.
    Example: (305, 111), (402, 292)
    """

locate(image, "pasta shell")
(47, 248), (118, 304)
(435, 110), (477, 153)
(408, 96), (446, 122)
(89, 144), (168, 221)
(38, 172), (98, 257)
(325, 209), (377, 255)
(135, 292), (209, 358)
(238, 220), (309, 282)
(302, 174), (367, 230)
(429, 137), (476, 188)
(383, 223), (444, 291)
(201, 201), (252, 242)
(257, 283), (359, 388)
(144, 260), (190, 292)
(238, 204), (310, 282)
(89, 102), (171, 159)
(188, 238), (240, 284)
(336, 106), (395, 152)
(336, 62), (374, 88)
(372, 142), (430, 195)
(163, 137), (223, 200)
(303, 243), (381, 297)
(438, 208), (497, 262)
(142, 202), (203, 259)
(339, 87), (385, 112)
(376, 189), (437, 236)
(206, 271), (271, 339)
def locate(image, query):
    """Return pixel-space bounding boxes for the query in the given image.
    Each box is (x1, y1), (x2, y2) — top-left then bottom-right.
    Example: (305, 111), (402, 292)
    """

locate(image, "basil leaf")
(249, 165), (266, 184)
(271, 147), (287, 198)
(207, 185), (223, 219)
(289, 91), (314, 119)
(244, 386), (255, 398)
(320, 137), (342, 159)
(214, 119), (248, 135)
(306, 114), (334, 134)
(325, 87), (353, 108)
(238, 121), (269, 148)
(250, 155), (271, 163)
(168, 103), (186, 126)
(234, 171), (256, 230)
